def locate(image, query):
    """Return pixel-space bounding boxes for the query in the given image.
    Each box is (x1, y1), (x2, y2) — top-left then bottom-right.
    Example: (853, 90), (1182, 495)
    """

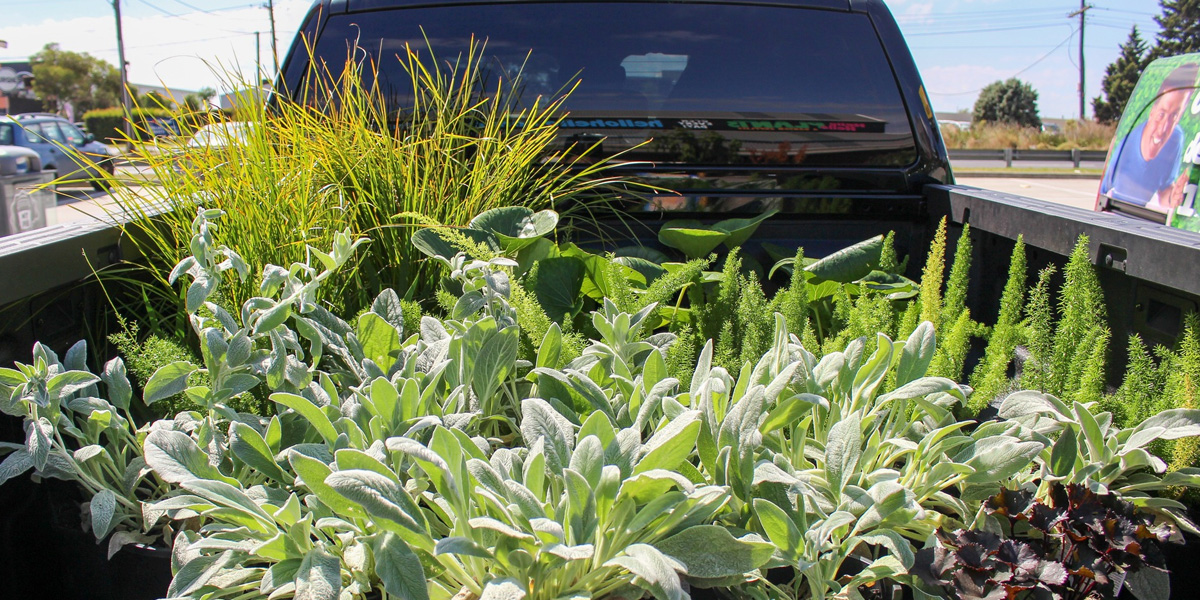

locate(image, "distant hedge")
(82, 107), (173, 142)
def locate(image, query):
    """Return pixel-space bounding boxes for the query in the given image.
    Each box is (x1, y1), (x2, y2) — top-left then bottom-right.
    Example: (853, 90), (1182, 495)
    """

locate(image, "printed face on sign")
(1142, 88), (1190, 161)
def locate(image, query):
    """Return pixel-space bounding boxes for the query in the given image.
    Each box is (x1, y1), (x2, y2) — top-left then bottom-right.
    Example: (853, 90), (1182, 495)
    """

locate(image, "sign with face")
(1100, 54), (1200, 226)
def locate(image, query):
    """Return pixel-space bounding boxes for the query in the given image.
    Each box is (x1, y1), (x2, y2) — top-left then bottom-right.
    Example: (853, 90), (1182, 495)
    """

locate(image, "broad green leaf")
(1049, 426), (1078, 478)
(411, 227), (498, 261)
(26, 417), (50, 471)
(635, 411), (701, 475)
(658, 224), (728, 260)
(959, 436), (1045, 483)
(531, 257), (586, 324)
(471, 206), (559, 251)
(143, 361), (198, 405)
(479, 578), (528, 600)
(182, 479), (276, 533)
(653, 525), (774, 578)
(894, 322), (936, 387)
(253, 302), (292, 335)
(805, 235), (884, 283)
(296, 547), (341, 600)
(435, 536), (493, 559)
(1126, 409), (1200, 450)
(168, 551), (234, 597)
(753, 498), (802, 559)
(100, 358), (132, 410)
(358, 312), (402, 369)
(271, 393), (338, 445)
(604, 544), (685, 600)
(763, 394), (827, 433)
(326, 469), (428, 540)
(230, 421), (288, 483)
(288, 453), (365, 518)
(90, 489), (117, 539)
(537, 323), (563, 369)
(144, 430), (238, 485)
(619, 469), (694, 504)
(825, 415), (862, 495)
(521, 398), (575, 474)
(45, 370), (99, 403)
(374, 532), (429, 600)
(713, 209), (778, 248)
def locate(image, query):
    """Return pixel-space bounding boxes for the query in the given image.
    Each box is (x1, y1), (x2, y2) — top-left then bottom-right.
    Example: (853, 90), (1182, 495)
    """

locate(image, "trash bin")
(0, 145), (56, 237)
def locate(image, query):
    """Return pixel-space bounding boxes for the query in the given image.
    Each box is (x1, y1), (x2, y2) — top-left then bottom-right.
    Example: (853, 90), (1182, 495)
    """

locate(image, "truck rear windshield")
(303, 2), (917, 168)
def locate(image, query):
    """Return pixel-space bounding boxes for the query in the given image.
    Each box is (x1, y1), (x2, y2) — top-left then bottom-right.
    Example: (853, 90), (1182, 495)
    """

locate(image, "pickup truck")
(1, 0), (1200, 597)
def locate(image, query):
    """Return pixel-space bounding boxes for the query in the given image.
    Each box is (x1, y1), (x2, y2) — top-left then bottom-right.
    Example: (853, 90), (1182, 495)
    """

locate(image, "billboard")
(1099, 54), (1199, 223)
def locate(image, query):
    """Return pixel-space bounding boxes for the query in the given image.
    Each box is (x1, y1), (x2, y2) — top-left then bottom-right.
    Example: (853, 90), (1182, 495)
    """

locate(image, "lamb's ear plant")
(996, 390), (1200, 531)
(0, 341), (170, 556)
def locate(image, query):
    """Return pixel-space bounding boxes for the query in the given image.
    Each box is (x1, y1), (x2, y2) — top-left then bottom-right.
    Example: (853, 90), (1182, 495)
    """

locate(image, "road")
(954, 176), (1099, 211)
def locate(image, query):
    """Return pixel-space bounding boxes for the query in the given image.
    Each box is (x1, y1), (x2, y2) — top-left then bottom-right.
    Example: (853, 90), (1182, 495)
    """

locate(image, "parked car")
(0, 113), (119, 190)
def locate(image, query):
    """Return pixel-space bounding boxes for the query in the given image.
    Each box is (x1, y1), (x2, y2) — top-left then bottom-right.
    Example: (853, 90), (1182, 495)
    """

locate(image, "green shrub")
(968, 236), (1027, 410)
(81, 107), (173, 142)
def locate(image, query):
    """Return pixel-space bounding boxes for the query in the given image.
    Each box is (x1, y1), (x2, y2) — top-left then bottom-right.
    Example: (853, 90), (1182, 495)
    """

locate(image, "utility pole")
(111, 0), (132, 140)
(255, 31), (262, 80)
(266, 0), (279, 78)
(1069, 1), (1092, 121)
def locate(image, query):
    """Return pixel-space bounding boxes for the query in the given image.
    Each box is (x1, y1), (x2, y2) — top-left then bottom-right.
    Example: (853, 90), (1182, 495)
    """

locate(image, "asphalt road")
(953, 175), (1100, 211)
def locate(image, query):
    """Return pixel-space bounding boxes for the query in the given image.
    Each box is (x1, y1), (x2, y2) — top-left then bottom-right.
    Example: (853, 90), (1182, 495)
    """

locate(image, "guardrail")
(948, 148), (1108, 168)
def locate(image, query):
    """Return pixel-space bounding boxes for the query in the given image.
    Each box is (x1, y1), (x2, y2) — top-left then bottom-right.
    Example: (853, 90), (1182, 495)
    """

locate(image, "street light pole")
(112, 0), (132, 140)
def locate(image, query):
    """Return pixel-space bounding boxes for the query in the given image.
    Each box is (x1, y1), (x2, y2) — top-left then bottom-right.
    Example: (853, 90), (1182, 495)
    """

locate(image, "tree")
(973, 78), (1042, 128)
(139, 90), (173, 109)
(1093, 26), (1151, 124)
(182, 87), (217, 111)
(1151, 0), (1200, 59)
(29, 43), (121, 114)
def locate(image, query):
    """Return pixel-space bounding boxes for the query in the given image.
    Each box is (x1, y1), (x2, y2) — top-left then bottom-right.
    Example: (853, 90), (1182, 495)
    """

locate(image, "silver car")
(0, 113), (118, 190)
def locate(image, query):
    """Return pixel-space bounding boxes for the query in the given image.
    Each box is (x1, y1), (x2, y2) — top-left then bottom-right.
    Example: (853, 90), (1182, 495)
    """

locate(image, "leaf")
(1124, 565), (1170, 600)
(372, 288), (407, 331)
(537, 323), (563, 369)
(1050, 425), (1078, 478)
(26, 418), (50, 471)
(825, 415), (862, 495)
(295, 547), (341, 600)
(604, 544), (686, 600)
(531, 257), (586, 324)
(653, 525), (774, 579)
(100, 358), (133, 410)
(763, 394), (827, 433)
(326, 469), (427, 540)
(230, 421), (288, 483)
(635, 411), (701, 475)
(658, 223), (729, 260)
(143, 430), (237, 485)
(520, 398), (575, 474)
(1126, 409), (1200, 450)
(374, 532), (429, 600)
(271, 392), (338, 445)
(288, 453), (365, 518)
(713, 210), (778, 248)
(753, 498), (803, 559)
(479, 578), (528, 600)
(894, 321), (936, 387)
(47, 370), (101, 403)
(435, 536), (493, 559)
(182, 479), (276, 533)
(805, 235), (884, 283)
(143, 361), (199, 405)
(998, 390), (1069, 420)
(358, 312), (402, 369)
(168, 550), (234, 597)
(0, 449), (33, 486)
(471, 206), (559, 251)
(959, 436), (1045, 483)
(253, 302), (293, 335)
(90, 489), (117, 539)
(410, 227), (499, 261)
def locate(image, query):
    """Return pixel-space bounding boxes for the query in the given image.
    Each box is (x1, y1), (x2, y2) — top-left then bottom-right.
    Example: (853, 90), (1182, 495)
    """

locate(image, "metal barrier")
(948, 148), (1108, 168)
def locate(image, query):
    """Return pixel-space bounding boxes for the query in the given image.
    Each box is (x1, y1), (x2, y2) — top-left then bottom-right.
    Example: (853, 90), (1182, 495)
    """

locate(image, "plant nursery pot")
(108, 542), (173, 600)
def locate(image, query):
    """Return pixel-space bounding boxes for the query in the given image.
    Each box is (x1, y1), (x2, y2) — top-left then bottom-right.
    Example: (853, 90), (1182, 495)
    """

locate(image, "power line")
(928, 28), (1078, 97)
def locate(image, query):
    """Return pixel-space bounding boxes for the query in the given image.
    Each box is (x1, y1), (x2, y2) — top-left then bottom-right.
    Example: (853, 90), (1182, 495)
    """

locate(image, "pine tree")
(1093, 26), (1150, 124)
(1151, 0), (1200, 59)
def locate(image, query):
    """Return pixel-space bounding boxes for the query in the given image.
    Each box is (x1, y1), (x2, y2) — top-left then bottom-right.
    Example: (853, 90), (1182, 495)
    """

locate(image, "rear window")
(0, 123), (11, 146)
(303, 3), (917, 169)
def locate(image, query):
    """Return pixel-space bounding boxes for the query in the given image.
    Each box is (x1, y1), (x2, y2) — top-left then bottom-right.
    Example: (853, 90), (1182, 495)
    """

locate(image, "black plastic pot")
(108, 542), (173, 600)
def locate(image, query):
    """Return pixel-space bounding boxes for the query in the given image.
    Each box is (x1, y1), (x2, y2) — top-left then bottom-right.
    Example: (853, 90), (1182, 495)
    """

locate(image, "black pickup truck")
(1, 3), (1200, 596)
(269, 0), (1200, 365)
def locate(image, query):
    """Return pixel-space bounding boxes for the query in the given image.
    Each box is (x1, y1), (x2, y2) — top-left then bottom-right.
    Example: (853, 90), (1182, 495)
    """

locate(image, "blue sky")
(0, 0), (1163, 119)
